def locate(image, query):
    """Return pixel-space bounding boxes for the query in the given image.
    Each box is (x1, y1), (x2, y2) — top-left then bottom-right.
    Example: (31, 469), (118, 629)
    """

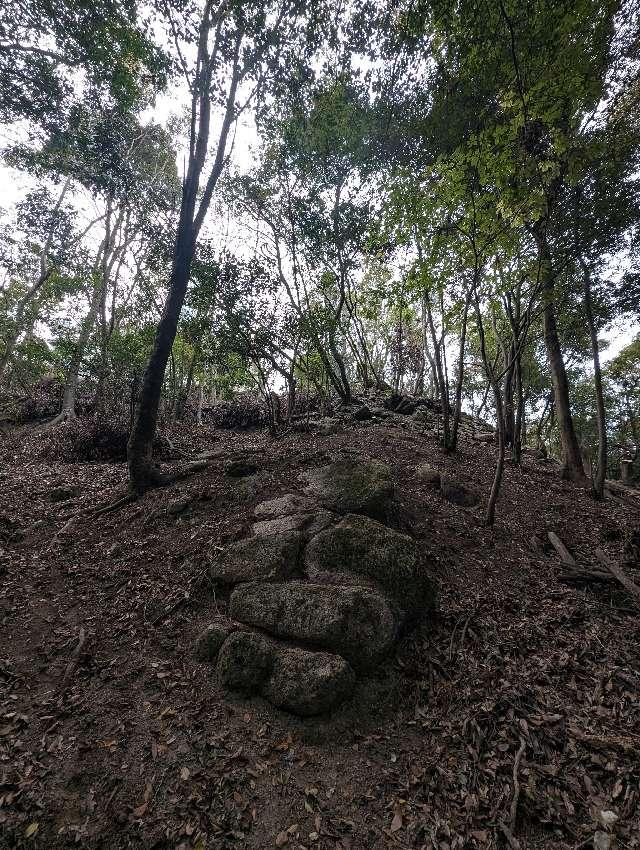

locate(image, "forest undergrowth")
(0, 414), (638, 850)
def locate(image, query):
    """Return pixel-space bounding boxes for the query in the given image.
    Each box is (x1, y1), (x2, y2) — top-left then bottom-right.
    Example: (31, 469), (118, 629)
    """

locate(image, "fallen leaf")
(25, 822), (39, 838)
(390, 810), (403, 832)
(275, 830), (288, 847)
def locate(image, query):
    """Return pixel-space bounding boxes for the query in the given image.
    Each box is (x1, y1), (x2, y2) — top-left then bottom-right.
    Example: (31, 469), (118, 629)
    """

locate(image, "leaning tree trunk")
(534, 224), (586, 482)
(580, 257), (607, 499)
(471, 291), (506, 526)
(485, 386), (506, 526)
(127, 20), (243, 491)
(127, 224), (196, 489)
(512, 354), (524, 465)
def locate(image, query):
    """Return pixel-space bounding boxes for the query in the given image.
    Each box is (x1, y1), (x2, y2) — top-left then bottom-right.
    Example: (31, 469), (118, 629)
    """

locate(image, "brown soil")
(0, 418), (639, 850)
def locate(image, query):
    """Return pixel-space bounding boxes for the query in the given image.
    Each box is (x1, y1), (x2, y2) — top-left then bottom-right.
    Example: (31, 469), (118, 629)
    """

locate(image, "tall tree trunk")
(177, 349), (198, 421)
(512, 353), (524, 464)
(503, 349), (516, 449)
(485, 386), (506, 526)
(534, 224), (586, 482)
(450, 295), (470, 451)
(579, 257), (607, 498)
(127, 20), (243, 490)
(128, 227), (196, 487)
(60, 279), (103, 419)
(196, 382), (204, 425)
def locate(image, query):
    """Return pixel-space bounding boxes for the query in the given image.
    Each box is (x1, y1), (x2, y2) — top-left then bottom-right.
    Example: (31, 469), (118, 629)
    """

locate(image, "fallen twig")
(57, 626), (86, 704)
(500, 822), (522, 850)
(595, 549), (640, 607)
(548, 532), (576, 566)
(509, 737), (526, 827)
(498, 736), (526, 850)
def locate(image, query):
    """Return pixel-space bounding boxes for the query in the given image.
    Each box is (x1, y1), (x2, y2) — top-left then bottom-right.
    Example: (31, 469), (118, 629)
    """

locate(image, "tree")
(0, 0), (165, 133)
(127, 0), (318, 490)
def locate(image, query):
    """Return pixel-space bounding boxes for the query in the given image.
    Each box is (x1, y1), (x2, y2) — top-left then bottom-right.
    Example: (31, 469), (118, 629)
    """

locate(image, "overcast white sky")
(0, 67), (637, 363)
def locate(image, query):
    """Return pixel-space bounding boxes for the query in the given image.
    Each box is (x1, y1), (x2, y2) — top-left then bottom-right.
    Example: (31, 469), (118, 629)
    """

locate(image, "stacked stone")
(196, 460), (436, 716)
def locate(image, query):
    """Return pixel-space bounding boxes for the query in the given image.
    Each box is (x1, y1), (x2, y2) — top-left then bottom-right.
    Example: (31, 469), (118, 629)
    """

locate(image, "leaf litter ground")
(0, 417), (639, 849)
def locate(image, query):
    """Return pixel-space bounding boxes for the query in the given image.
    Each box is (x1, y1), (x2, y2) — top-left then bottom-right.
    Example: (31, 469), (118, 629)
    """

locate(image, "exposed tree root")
(91, 492), (138, 517)
(595, 549), (640, 607)
(37, 410), (76, 431)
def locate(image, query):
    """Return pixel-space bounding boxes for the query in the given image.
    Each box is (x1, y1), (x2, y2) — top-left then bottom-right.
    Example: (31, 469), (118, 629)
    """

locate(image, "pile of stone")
(196, 460), (436, 716)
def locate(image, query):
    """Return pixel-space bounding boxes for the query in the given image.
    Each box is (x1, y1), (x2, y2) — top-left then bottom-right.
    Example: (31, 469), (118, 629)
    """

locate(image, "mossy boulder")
(299, 460), (394, 522)
(263, 646), (356, 716)
(217, 631), (275, 693)
(416, 464), (441, 485)
(229, 580), (399, 671)
(251, 510), (335, 539)
(304, 514), (435, 620)
(254, 493), (315, 518)
(210, 531), (302, 585)
(195, 616), (238, 661)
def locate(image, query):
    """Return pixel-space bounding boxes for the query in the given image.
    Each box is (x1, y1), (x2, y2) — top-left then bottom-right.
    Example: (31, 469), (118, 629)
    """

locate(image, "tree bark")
(127, 20), (243, 490)
(128, 226), (196, 487)
(485, 386), (506, 526)
(533, 223), (586, 482)
(450, 294), (470, 451)
(579, 257), (607, 498)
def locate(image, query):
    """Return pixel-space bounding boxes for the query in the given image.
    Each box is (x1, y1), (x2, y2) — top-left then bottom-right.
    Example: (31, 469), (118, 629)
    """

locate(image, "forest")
(0, 1), (639, 849)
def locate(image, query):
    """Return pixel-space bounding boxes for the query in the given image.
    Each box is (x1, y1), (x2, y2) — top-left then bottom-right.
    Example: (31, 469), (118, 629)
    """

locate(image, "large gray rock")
(225, 458), (260, 478)
(299, 460), (394, 522)
(263, 646), (356, 716)
(230, 581), (399, 671)
(232, 471), (269, 502)
(254, 493), (315, 519)
(251, 510), (335, 539)
(49, 485), (80, 503)
(168, 494), (193, 515)
(210, 531), (302, 585)
(304, 514), (435, 619)
(474, 432), (495, 443)
(317, 418), (342, 436)
(217, 632), (355, 716)
(217, 631), (275, 693)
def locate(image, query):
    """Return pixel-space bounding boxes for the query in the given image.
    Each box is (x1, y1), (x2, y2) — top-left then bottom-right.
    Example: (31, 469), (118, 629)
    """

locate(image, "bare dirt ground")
(0, 417), (639, 850)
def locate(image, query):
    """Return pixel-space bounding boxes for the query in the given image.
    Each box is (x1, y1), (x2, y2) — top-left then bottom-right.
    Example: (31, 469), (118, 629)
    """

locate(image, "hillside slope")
(0, 408), (639, 849)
